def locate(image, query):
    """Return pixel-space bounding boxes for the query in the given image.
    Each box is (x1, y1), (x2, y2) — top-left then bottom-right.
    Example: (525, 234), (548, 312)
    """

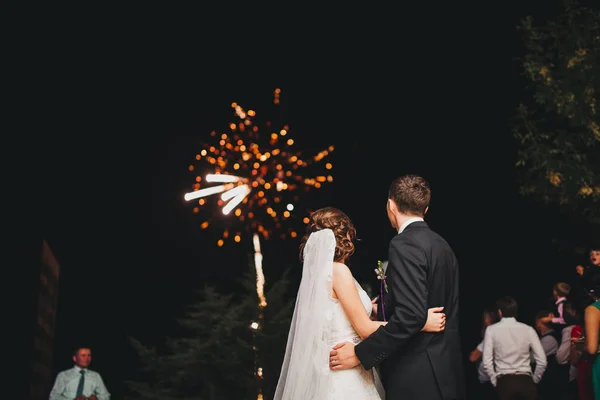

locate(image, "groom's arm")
(355, 235), (428, 370)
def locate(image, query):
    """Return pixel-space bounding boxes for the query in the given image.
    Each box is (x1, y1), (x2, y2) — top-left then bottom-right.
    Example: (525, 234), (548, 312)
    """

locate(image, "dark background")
(27, 1), (595, 398)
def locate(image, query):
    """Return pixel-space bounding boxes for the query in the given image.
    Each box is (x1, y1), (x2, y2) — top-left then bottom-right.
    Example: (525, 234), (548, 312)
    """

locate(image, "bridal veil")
(273, 228), (336, 399)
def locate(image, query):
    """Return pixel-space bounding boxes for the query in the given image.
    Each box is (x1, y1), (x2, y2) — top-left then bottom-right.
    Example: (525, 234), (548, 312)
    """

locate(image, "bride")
(273, 207), (446, 399)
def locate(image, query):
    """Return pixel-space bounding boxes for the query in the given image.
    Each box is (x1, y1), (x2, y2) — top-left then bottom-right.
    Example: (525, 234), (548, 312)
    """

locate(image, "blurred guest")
(591, 246), (600, 268)
(536, 310), (559, 356)
(469, 308), (499, 399)
(555, 302), (579, 399)
(571, 301), (594, 400)
(583, 273), (600, 398)
(535, 310), (559, 399)
(550, 282), (571, 326)
(483, 296), (547, 400)
(575, 245), (600, 299)
(49, 347), (110, 400)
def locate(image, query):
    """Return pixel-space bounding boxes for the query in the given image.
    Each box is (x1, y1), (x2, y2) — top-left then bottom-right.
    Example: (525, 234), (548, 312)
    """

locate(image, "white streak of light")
(221, 187), (250, 215)
(184, 184), (232, 201)
(206, 174), (246, 183)
(253, 233), (267, 307)
(221, 184), (250, 201)
(234, 105), (246, 119)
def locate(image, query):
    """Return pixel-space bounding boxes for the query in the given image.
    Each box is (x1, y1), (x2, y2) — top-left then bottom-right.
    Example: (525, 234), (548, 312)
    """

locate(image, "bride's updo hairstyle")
(299, 207), (356, 263)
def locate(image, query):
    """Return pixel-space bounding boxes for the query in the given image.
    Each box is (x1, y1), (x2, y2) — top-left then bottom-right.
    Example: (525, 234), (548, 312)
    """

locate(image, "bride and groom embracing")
(274, 174), (465, 399)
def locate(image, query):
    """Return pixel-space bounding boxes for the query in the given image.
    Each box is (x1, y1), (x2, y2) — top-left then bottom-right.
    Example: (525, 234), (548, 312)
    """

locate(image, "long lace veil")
(273, 228), (336, 399)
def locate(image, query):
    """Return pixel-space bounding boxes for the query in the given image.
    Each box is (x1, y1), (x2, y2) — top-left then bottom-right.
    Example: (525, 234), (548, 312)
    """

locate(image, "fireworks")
(184, 88), (334, 246)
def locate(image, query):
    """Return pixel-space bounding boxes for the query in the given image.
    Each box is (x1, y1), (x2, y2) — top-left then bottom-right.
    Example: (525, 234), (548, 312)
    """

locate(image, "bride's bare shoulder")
(332, 262), (352, 277)
(332, 262), (355, 299)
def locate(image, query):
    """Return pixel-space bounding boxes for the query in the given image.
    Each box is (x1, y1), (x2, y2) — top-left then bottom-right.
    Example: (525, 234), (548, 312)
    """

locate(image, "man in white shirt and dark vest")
(482, 296), (547, 400)
(49, 346), (110, 400)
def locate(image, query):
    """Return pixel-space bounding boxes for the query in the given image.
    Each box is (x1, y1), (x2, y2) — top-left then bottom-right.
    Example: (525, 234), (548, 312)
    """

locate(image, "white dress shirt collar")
(398, 217), (424, 233)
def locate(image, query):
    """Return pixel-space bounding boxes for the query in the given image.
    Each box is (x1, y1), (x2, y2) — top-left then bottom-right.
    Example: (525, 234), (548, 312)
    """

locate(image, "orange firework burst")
(184, 89), (334, 246)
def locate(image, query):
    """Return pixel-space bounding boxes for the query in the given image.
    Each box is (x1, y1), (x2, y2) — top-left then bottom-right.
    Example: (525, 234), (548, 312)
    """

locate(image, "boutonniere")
(374, 260), (388, 321)
(374, 260), (388, 292)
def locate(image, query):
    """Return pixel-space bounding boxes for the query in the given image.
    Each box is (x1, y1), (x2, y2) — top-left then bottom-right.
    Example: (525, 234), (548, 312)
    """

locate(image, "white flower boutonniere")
(374, 260), (388, 321)
(374, 260), (388, 293)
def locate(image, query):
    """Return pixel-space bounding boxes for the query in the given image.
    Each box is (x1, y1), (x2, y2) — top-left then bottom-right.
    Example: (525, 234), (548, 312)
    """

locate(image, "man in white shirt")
(49, 347), (110, 400)
(482, 296), (547, 400)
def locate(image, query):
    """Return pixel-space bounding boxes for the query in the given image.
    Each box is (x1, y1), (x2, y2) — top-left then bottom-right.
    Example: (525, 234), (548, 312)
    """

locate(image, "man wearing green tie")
(49, 347), (110, 400)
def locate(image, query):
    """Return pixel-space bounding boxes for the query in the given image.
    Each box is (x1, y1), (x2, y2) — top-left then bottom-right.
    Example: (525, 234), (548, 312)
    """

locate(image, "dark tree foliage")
(514, 1), (600, 224)
(125, 265), (294, 400)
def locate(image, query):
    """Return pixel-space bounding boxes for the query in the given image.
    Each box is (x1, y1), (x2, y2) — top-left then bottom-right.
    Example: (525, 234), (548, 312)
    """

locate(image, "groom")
(329, 174), (465, 399)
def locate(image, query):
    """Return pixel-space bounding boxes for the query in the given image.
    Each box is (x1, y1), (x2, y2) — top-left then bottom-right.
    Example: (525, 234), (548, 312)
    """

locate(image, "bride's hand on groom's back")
(421, 307), (446, 333)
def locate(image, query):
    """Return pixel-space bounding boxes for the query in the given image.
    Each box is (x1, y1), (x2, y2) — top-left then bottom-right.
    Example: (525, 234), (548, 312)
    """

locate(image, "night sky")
(34, 2), (595, 397)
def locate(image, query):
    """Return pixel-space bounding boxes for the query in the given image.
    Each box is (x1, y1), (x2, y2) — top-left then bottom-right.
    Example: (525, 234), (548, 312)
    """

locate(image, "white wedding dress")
(328, 279), (383, 399)
(274, 229), (383, 400)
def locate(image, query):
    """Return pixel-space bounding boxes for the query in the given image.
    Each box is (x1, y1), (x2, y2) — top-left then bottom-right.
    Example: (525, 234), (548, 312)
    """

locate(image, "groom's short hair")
(388, 174), (431, 216)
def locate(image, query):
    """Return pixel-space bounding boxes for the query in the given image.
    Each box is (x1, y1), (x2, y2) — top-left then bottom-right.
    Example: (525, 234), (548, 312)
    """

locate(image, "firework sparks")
(185, 89), (334, 246)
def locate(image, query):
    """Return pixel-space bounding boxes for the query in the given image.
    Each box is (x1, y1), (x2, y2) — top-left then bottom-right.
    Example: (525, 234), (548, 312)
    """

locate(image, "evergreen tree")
(513, 1), (600, 223)
(243, 265), (294, 400)
(125, 263), (295, 400)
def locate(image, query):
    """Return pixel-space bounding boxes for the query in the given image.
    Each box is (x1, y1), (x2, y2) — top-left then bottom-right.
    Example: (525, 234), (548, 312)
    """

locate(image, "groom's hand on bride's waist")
(329, 342), (360, 370)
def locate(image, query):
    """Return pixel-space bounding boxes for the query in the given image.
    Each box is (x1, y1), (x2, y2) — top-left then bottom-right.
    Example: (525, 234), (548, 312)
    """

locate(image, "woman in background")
(583, 272), (600, 398)
(572, 271), (600, 400)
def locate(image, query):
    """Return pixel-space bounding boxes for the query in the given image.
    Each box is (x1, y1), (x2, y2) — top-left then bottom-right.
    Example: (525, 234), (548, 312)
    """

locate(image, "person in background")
(578, 245), (600, 276)
(535, 310), (560, 399)
(571, 301), (595, 400)
(550, 282), (571, 326)
(469, 308), (499, 399)
(555, 302), (579, 399)
(482, 296), (547, 400)
(583, 273), (600, 398)
(574, 245), (600, 305)
(49, 347), (110, 400)
(536, 310), (560, 356)
(591, 246), (600, 268)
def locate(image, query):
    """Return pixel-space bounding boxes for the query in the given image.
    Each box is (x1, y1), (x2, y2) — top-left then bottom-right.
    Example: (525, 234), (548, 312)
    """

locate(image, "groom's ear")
(424, 206), (429, 215)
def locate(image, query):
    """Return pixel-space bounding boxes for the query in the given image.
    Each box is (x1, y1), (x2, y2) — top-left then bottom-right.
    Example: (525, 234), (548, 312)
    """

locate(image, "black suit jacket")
(355, 221), (465, 400)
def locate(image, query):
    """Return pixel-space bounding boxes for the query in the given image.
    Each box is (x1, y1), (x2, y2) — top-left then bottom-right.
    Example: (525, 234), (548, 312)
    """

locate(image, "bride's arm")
(332, 263), (445, 339)
(333, 263), (385, 339)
